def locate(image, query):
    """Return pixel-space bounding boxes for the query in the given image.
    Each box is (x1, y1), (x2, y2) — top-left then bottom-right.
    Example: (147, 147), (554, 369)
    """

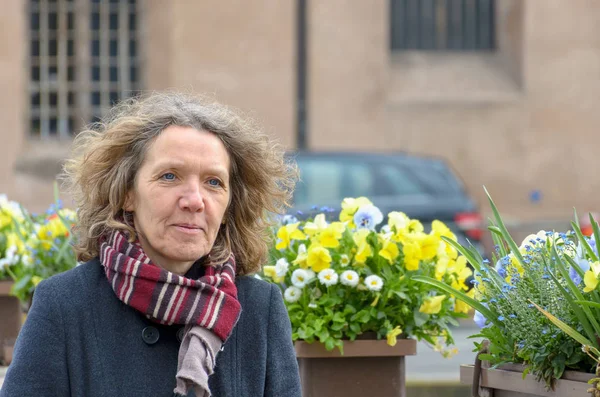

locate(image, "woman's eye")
(161, 173), (176, 181)
(208, 178), (222, 187)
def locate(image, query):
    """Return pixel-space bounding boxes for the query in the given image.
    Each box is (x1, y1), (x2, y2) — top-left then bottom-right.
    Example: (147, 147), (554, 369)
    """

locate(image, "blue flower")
(296, 210), (304, 216)
(473, 306), (490, 328)
(569, 259), (590, 285)
(509, 314), (517, 319)
(310, 205), (319, 210)
(353, 205), (383, 230)
(482, 259), (490, 265)
(489, 298), (497, 304)
(498, 315), (505, 321)
(470, 279), (480, 286)
(481, 277), (491, 283)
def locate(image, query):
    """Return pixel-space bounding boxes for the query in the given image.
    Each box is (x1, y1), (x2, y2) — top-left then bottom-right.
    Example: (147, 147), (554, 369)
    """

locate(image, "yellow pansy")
(263, 266), (284, 283)
(353, 228), (370, 245)
(419, 295), (446, 314)
(388, 211), (410, 232)
(292, 244), (309, 268)
(340, 197), (373, 227)
(319, 222), (346, 248)
(303, 214), (329, 237)
(6, 232), (26, 254)
(437, 240), (458, 260)
(583, 261), (600, 292)
(386, 326), (403, 347)
(407, 219), (424, 234)
(414, 232), (440, 260)
(403, 240), (422, 271)
(435, 256), (449, 280)
(276, 222), (307, 250)
(379, 240), (399, 263)
(307, 246), (332, 272)
(453, 289), (474, 314)
(355, 240), (373, 264)
(432, 220), (456, 239)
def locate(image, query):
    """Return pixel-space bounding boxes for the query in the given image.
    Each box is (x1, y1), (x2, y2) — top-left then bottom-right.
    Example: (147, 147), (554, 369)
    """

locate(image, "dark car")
(287, 151), (484, 254)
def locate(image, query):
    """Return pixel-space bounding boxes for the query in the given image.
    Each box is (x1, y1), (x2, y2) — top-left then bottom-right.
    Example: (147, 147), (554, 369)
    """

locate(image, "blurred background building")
(1, 0), (599, 228)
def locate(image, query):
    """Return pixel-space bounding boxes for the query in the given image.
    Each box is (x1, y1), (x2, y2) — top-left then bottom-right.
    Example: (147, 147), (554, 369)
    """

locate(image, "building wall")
(1, 0), (600, 223)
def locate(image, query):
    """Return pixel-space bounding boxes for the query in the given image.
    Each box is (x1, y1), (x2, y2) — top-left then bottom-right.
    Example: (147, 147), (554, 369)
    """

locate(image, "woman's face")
(124, 125), (231, 275)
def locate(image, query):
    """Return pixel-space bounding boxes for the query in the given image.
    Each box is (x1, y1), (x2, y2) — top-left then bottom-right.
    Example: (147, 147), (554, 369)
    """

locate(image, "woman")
(1, 92), (302, 396)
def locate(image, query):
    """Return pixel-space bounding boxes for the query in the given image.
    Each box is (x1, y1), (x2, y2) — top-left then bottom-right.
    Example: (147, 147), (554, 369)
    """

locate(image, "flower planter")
(460, 363), (596, 397)
(0, 280), (21, 365)
(295, 338), (417, 397)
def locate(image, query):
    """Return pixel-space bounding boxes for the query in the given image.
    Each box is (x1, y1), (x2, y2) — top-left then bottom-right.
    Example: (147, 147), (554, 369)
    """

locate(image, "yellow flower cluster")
(267, 197), (473, 354)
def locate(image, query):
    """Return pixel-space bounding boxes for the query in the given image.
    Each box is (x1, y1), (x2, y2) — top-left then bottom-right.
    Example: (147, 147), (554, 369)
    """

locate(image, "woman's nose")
(179, 185), (205, 212)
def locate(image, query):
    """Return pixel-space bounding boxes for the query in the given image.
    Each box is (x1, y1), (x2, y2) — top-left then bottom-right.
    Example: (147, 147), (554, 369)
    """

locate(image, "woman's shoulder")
(33, 258), (105, 307)
(236, 274), (283, 309)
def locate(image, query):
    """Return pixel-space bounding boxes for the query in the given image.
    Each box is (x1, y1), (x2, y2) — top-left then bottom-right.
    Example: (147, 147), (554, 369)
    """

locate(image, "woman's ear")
(123, 190), (135, 212)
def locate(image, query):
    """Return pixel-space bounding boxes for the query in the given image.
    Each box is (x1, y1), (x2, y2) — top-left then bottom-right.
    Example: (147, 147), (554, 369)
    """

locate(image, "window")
(29, 0), (139, 139)
(390, 0), (495, 51)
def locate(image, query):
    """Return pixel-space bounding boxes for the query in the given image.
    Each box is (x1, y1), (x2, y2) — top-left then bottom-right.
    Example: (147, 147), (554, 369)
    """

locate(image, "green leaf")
(412, 275), (502, 328)
(572, 221), (598, 262)
(413, 311), (428, 327)
(12, 274), (32, 293)
(325, 337), (335, 351)
(530, 301), (596, 348)
(574, 300), (600, 309)
(478, 353), (495, 361)
(483, 186), (525, 267)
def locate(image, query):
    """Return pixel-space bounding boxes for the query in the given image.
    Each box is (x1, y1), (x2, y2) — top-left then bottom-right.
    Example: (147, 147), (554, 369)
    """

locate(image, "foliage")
(0, 193), (77, 304)
(261, 197), (472, 355)
(416, 188), (597, 389)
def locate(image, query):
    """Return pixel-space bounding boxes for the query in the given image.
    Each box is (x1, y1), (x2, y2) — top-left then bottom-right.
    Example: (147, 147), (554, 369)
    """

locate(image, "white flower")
(254, 274), (263, 280)
(308, 302), (318, 309)
(291, 269), (309, 288)
(275, 258), (289, 277)
(284, 286), (302, 303)
(318, 269), (339, 287)
(340, 270), (359, 287)
(354, 205), (383, 230)
(364, 275), (384, 291)
(21, 254), (33, 268)
(340, 254), (350, 267)
(306, 269), (316, 281)
(298, 243), (307, 255)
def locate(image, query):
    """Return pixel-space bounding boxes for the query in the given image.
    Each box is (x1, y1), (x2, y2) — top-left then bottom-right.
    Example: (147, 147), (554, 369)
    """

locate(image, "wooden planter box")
(461, 363), (596, 397)
(295, 338), (417, 397)
(0, 280), (21, 365)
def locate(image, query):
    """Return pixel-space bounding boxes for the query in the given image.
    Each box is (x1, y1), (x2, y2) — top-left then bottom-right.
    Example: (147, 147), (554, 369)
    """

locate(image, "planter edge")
(460, 364), (595, 397)
(295, 338), (417, 358)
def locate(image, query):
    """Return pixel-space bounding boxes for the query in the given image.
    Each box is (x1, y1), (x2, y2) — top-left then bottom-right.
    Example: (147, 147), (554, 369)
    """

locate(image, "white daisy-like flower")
(275, 258), (289, 277)
(340, 254), (350, 267)
(291, 268), (309, 288)
(364, 275), (384, 291)
(340, 270), (359, 287)
(284, 286), (302, 303)
(306, 269), (316, 281)
(318, 269), (339, 287)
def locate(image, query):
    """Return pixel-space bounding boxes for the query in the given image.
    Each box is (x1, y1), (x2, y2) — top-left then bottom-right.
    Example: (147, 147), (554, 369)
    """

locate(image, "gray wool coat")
(0, 259), (302, 397)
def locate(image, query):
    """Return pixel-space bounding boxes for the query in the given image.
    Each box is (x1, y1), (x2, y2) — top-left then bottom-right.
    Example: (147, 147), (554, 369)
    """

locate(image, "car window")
(376, 163), (425, 196)
(404, 161), (464, 194)
(294, 159), (374, 207)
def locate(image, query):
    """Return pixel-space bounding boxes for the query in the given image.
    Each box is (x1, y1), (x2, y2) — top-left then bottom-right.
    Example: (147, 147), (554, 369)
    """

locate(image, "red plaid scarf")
(99, 229), (241, 342)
